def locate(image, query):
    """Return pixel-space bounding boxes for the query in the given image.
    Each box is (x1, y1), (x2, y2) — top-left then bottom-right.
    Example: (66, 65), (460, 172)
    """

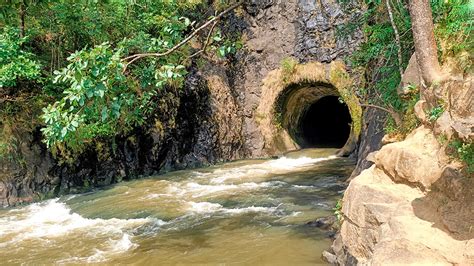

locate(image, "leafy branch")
(121, 1), (243, 73)
(39, 1), (244, 152)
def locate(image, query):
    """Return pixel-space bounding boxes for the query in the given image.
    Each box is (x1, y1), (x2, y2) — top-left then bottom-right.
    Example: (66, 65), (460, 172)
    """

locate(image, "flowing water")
(0, 149), (354, 265)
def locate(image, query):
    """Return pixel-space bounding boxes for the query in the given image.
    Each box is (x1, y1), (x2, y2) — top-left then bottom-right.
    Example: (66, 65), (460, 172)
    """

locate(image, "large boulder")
(331, 126), (474, 265)
(373, 126), (447, 190)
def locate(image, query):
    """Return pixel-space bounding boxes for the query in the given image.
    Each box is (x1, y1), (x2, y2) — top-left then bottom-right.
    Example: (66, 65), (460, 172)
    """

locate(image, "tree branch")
(386, 0), (404, 78)
(19, 0), (26, 38)
(122, 1), (243, 73)
(186, 20), (218, 60)
(360, 103), (402, 126)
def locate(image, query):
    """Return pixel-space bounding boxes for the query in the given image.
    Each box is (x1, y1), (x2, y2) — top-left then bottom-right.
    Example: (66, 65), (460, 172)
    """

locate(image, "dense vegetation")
(340, 0), (472, 133)
(338, 0), (472, 170)
(0, 0), (240, 161)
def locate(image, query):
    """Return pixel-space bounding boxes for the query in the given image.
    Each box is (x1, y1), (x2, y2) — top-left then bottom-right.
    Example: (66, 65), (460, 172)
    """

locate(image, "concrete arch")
(255, 61), (362, 156)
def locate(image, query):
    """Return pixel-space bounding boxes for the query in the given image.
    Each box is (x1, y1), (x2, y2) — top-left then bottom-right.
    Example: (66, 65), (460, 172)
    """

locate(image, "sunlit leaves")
(211, 30), (243, 58)
(41, 43), (127, 147)
(41, 39), (188, 149)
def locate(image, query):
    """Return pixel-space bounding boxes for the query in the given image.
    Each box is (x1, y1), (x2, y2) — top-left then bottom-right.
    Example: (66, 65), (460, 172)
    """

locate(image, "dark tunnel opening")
(299, 96), (352, 148)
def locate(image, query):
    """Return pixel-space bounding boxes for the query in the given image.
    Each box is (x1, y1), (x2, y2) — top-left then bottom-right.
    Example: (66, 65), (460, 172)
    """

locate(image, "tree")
(40, 1), (244, 151)
(408, 0), (442, 86)
(0, 27), (41, 88)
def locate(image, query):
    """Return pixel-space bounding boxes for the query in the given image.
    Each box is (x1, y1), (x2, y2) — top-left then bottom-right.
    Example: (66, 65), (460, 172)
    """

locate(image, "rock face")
(328, 44), (474, 263)
(330, 56), (474, 265)
(296, 0), (364, 63)
(331, 126), (474, 265)
(349, 108), (387, 179)
(235, 0), (365, 157)
(0, 67), (243, 207)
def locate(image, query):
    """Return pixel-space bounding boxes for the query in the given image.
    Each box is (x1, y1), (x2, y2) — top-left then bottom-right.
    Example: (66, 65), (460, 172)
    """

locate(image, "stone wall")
(236, 0), (365, 157)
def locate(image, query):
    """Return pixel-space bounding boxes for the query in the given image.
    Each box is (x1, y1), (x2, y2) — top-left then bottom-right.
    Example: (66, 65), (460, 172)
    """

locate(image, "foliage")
(428, 105), (444, 122)
(340, 0), (413, 112)
(339, 0), (471, 136)
(0, 27), (41, 87)
(212, 30), (243, 58)
(40, 41), (187, 151)
(280, 57), (298, 82)
(0, 0), (247, 161)
(431, 0), (473, 62)
(0, 126), (19, 162)
(384, 92), (419, 137)
(449, 140), (474, 174)
(333, 199), (344, 223)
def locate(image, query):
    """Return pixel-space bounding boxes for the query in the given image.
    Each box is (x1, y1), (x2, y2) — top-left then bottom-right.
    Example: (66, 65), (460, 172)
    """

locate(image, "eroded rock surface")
(330, 126), (474, 265)
(235, 0), (364, 157)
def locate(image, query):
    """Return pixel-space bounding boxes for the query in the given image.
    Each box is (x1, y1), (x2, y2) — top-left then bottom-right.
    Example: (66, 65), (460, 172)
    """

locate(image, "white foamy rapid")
(0, 199), (163, 262)
(185, 201), (279, 215)
(209, 155), (336, 184)
(163, 181), (283, 198)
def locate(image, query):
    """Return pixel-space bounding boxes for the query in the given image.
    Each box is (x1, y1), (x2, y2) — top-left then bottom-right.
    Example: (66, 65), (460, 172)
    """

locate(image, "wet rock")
(306, 216), (337, 229)
(0, 66), (241, 206)
(350, 108), (387, 179)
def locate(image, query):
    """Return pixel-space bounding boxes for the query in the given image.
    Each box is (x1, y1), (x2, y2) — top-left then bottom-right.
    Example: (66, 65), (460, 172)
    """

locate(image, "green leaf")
(101, 107), (108, 122)
(218, 46), (226, 57)
(61, 127), (68, 139)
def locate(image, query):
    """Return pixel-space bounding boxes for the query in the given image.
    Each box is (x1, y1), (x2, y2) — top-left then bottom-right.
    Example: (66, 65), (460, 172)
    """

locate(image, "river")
(0, 148), (354, 265)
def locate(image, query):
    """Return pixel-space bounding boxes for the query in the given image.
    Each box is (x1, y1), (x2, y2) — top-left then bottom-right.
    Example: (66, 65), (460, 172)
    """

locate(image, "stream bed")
(0, 148), (354, 265)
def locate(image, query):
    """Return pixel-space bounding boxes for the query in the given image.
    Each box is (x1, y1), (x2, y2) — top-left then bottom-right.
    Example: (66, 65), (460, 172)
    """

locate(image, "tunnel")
(273, 83), (355, 151)
(298, 96), (352, 148)
(256, 61), (361, 155)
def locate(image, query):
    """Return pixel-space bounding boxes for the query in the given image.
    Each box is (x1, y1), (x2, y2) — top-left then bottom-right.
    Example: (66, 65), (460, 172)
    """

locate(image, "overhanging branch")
(360, 103), (402, 126)
(122, 1), (243, 73)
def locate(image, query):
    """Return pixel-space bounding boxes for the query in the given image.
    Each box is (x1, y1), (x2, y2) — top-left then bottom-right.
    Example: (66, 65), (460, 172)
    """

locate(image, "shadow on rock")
(411, 166), (474, 241)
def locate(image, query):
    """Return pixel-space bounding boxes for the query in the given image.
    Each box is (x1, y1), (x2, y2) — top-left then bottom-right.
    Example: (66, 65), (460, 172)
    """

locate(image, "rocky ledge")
(329, 126), (473, 265)
(326, 58), (474, 264)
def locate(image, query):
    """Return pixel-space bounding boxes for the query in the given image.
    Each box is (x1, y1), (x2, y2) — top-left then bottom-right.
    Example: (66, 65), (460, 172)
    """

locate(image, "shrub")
(449, 140), (474, 174)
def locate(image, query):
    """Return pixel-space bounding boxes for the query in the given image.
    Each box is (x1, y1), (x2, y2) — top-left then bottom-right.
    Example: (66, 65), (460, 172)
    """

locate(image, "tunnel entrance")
(257, 61), (362, 155)
(298, 96), (352, 148)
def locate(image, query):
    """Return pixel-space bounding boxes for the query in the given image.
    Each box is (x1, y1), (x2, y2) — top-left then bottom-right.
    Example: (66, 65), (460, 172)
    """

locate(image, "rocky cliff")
(327, 60), (474, 264)
(236, 0), (364, 157)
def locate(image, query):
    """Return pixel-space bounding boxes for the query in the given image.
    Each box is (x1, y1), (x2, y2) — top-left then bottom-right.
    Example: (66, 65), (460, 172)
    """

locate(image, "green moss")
(329, 63), (362, 138)
(280, 57), (298, 82)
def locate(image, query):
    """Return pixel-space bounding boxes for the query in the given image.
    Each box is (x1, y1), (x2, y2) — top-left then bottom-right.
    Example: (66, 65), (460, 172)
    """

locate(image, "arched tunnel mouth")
(298, 96), (352, 148)
(275, 83), (355, 151)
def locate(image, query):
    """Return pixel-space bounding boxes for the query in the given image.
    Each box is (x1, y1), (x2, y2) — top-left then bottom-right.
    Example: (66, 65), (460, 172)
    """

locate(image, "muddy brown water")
(0, 148), (354, 265)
